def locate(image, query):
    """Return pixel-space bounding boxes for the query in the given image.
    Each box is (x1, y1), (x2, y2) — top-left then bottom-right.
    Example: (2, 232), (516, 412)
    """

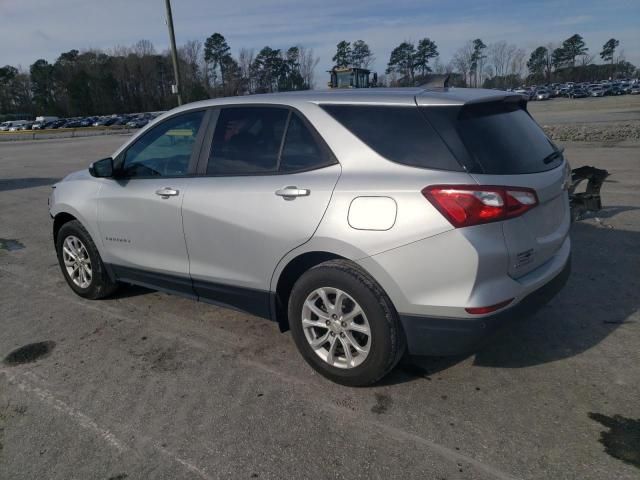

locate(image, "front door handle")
(275, 186), (310, 199)
(155, 187), (180, 198)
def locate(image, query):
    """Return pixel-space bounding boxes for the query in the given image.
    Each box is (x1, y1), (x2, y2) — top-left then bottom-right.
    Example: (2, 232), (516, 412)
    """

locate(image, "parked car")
(630, 86), (640, 95)
(535, 89), (550, 100)
(125, 117), (149, 128)
(111, 116), (130, 126)
(49, 89), (572, 386)
(514, 88), (534, 100)
(570, 88), (588, 99)
(8, 120), (29, 131)
(35, 116), (59, 124)
(63, 119), (83, 128)
(590, 86), (605, 97)
(93, 117), (118, 127)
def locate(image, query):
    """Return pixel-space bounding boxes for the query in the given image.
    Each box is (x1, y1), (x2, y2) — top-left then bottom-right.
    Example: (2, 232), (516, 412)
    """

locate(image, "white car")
(536, 89), (550, 101)
(49, 88), (571, 385)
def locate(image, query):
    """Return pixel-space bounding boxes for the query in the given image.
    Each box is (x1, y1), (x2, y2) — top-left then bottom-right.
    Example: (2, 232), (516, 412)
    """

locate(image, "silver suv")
(50, 88), (571, 386)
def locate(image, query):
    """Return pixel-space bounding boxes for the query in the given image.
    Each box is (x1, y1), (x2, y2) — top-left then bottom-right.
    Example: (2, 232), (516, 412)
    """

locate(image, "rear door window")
(320, 105), (462, 171)
(207, 107), (288, 175)
(206, 107), (336, 175)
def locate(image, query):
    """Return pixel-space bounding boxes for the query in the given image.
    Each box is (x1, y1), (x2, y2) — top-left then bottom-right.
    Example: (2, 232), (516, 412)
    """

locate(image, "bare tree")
(298, 46), (320, 89)
(452, 41), (475, 86)
(432, 56), (446, 74)
(542, 43), (559, 82)
(509, 48), (527, 79)
(577, 53), (595, 67)
(488, 41), (508, 78)
(180, 40), (202, 67)
(238, 48), (255, 93)
(134, 39), (156, 57)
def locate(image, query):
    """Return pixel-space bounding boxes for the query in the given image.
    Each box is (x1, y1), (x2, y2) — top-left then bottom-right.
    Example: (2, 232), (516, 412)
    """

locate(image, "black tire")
(288, 259), (405, 386)
(56, 220), (119, 299)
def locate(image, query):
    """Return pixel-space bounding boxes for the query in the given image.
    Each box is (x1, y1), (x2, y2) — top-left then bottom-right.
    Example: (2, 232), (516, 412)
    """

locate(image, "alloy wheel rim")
(301, 287), (371, 369)
(62, 235), (92, 288)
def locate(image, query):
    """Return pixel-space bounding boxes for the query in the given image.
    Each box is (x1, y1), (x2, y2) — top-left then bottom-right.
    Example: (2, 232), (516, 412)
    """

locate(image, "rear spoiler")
(569, 166), (609, 220)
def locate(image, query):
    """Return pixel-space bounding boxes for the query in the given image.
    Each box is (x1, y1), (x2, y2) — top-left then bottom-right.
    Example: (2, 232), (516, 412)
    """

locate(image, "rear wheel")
(56, 220), (118, 299)
(288, 260), (405, 386)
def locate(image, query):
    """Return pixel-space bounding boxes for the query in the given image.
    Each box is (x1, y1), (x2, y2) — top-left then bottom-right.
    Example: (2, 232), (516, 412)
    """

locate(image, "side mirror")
(89, 157), (114, 178)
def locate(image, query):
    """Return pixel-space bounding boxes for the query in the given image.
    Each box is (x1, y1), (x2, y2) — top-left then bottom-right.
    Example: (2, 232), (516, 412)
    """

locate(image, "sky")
(1, 0), (638, 84)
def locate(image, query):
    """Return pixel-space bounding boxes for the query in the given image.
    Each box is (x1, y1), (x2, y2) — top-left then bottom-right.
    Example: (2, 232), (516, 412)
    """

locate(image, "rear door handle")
(155, 187), (180, 198)
(275, 186), (310, 199)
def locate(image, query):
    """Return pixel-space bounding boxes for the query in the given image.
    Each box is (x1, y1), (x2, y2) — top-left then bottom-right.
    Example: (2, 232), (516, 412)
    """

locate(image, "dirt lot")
(530, 94), (640, 142)
(0, 102), (639, 479)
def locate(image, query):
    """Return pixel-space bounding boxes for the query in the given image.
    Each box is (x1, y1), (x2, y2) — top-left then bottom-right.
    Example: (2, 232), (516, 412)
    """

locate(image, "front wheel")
(288, 260), (405, 386)
(56, 220), (119, 299)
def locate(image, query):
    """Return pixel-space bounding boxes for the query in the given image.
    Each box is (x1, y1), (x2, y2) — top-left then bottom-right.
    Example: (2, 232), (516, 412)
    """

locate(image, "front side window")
(120, 110), (204, 178)
(207, 107), (288, 175)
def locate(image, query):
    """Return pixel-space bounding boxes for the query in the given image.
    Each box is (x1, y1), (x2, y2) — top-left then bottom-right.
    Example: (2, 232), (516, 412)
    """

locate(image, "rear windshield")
(422, 101), (562, 174)
(320, 105), (462, 171)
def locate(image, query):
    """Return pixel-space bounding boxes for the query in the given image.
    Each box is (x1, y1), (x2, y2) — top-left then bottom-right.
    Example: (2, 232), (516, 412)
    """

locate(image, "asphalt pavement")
(0, 130), (638, 479)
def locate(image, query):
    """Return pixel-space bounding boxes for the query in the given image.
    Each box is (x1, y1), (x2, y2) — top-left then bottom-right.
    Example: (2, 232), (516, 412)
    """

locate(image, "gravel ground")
(0, 115), (639, 479)
(529, 94), (640, 142)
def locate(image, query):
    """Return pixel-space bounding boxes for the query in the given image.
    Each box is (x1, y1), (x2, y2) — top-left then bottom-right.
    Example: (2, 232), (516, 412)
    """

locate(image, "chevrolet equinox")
(50, 88), (571, 386)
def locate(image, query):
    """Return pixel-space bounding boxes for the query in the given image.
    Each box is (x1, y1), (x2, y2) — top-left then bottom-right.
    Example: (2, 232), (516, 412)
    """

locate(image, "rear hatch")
(419, 94), (570, 277)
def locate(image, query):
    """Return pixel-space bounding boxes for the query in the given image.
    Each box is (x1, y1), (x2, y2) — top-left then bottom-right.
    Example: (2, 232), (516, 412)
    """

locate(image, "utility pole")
(164, 0), (183, 105)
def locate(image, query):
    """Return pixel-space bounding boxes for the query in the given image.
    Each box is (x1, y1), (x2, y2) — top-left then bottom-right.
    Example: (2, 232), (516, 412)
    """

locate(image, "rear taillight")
(422, 185), (538, 228)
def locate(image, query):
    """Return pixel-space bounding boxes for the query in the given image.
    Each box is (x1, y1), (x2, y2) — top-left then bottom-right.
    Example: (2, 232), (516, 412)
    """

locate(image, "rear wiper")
(543, 147), (565, 164)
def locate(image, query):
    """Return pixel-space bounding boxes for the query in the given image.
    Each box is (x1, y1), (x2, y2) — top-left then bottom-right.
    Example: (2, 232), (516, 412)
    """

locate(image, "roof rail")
(420, 74), (450, 89)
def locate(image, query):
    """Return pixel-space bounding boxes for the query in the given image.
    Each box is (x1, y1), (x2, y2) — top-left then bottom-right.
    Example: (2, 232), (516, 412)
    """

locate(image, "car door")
(97, 109), (208, 295)
(181, 106), (341, 316)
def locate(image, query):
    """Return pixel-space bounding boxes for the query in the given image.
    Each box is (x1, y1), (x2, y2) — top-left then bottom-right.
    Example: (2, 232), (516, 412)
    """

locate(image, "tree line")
(0, 32), (636, 119)
(0, 34), (320, 118)
(382, 34), (634, 89)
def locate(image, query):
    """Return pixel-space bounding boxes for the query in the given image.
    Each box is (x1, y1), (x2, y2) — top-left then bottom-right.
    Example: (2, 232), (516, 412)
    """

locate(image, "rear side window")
(320, 105), (462, 171)
(280, 113), (331, 172)
(422, 102), (561, 174)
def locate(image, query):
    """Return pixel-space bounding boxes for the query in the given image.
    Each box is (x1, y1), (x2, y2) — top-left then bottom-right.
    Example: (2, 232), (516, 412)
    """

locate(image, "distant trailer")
(35, 116), (59, 123)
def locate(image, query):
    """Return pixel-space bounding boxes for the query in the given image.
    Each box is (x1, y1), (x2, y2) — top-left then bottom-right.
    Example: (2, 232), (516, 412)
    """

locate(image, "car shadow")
(107, 284), (154, 299)
(0, 177), (60, 192)
(580, 205), (640, 219)
(383, 219), (639, 385)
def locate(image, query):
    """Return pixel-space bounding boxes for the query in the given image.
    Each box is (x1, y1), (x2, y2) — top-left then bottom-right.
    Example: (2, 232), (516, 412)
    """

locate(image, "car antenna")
(420, 74), (450, 90)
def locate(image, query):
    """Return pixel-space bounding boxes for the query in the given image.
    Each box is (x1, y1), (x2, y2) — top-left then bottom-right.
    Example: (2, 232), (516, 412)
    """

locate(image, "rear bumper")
(399, 255), (571, 356)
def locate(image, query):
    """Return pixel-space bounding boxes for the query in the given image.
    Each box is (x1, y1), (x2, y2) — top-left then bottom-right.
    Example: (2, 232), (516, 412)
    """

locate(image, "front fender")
(49, 178), (105, 256)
